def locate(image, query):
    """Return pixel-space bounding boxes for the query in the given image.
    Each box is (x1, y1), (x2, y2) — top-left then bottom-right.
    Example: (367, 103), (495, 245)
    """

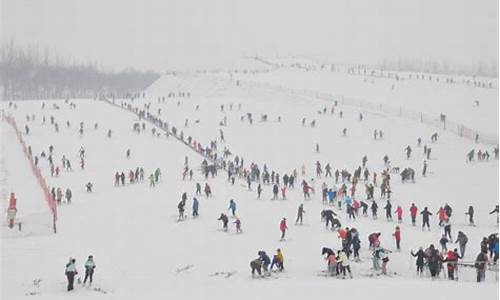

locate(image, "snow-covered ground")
(1, 66), (498, 299)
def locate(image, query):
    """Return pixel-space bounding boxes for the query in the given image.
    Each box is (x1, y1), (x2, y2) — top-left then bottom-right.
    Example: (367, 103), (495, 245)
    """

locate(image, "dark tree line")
(0, 41), (160, 100)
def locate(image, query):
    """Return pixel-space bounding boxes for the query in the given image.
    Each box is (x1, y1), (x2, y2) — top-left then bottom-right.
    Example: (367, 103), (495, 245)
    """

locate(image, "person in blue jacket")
(327, 189), (335, 205)
(192, 198), (199, 217)
(228, 199), (237, 217)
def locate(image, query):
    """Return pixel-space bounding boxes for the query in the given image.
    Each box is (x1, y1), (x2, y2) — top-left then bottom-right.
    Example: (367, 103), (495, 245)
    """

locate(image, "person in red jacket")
(395, 205), (403, 223)
(437, 207), (446, 226)
(409, 203), (418, 226)
(444, 249), (460, 280)
(392, 226), (401, 251)
(279, 218), (288, 240)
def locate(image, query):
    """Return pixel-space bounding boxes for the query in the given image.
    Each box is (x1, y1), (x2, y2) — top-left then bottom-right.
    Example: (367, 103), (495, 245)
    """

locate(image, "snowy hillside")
(1, 67), (498, 300)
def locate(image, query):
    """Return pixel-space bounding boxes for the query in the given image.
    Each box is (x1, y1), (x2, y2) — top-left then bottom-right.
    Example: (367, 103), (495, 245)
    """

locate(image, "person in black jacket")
(490, 205), (499, 224)
(371, 201), (378, 219)
(411, 247), (426, 275)
(475, 250), (489, 282)
(465, 206), (474, 225)
(218, 213), (229, 231)
(384, 200), (393, 221)
(421, 207), (432, 230)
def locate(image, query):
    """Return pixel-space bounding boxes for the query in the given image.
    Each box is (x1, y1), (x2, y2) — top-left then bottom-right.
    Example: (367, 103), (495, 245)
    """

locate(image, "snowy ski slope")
(1, 65), (498, 299)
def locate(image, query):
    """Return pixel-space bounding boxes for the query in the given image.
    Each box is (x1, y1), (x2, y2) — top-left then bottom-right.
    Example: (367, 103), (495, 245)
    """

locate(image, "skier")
(218, 213), (229, 231)
(337, 250), (352, 278)
(228, 199), (237, 217)
(7, 206), (17, 229)
(257, 184), (262, 199)
(65, 188), (72, 204)
(204, 183), (212, 197)
(405, 145), (412, 159)
(443, 217), (452, 239)
(444, 249), (460, 280)
(475, 250), (489, 282)
(234, 218), (242, 233)
(192, 198), (199, 217)
(409, 203), (418, 226)
(65, 258), (78, 291)
(426, 244), (442, 279)
(195, 183), (201, 195)
(324, 249), (338, 276)
(371, 200), (378, 219)
(411, 247), (426, 275)
(250, 258), (263, 277)
(85, 182), (93, 192)
(270, 249), (284, 271)
(372, 246), (389, 273)
(83, 255), (96, 286)
(272, 184), (279, 200)
(384, 200), (393, 221)
(440, 234), (449, 252)
(422, 160), (428, 177)
(279, 218), (288, 240)
(321, 209), (339, 229)
(258, 251), (271, 275)
(393, 226), (401, 251)
(395, 205), (403, 223)
(178, 199), (186, 221)
(421, 207), (432, 230)
(296, 204), (305, 224)
(455, 231), (468, 258)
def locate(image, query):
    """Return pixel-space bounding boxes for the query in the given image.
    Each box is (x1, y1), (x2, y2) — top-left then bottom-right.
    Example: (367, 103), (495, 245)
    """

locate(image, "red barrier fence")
(2, 112), (57, 233)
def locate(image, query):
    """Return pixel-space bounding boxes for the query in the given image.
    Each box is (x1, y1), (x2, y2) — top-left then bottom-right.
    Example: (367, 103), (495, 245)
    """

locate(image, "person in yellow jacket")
(270, 248), (284, 271)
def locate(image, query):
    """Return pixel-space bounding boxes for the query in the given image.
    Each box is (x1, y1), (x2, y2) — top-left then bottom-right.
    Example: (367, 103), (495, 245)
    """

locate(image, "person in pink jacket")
(280, 218), (288, 240)
(395, 205), (403, 223)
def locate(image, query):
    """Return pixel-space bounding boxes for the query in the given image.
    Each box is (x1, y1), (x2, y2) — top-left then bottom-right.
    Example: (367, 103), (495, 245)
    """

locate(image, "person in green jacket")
(65, 258), (78, 291)
(83, 255), (96, 286)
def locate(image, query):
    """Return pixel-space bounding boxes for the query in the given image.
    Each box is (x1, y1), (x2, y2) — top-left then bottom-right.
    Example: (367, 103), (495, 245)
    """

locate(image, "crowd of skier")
(3, 88), (499, 293)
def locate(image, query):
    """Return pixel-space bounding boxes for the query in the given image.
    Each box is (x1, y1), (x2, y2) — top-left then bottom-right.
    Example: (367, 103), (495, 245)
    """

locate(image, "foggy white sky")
(2, 0), (498, 71)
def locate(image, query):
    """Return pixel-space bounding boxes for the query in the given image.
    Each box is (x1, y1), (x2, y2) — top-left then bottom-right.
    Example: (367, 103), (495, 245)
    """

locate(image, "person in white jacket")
(337, 250), (352, 278)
